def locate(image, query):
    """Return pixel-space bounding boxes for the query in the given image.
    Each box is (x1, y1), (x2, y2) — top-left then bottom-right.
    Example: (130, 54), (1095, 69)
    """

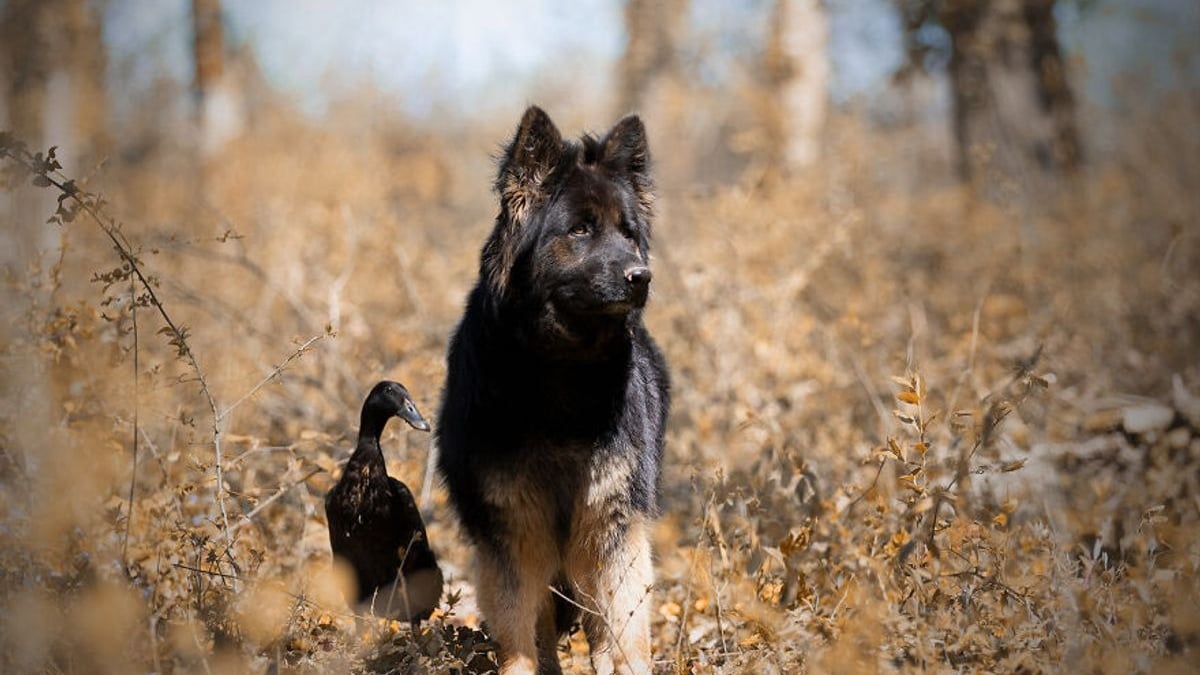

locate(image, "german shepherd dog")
(437, 106), (669, 674)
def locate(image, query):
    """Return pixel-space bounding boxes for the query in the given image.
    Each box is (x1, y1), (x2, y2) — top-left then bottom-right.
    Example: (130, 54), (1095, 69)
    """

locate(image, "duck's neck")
(359, 407), (391, 442)
(346, 411), (390, 480)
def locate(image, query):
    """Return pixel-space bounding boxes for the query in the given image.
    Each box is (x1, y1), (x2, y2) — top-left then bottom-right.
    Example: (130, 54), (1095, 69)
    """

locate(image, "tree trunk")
(939, 0), (1081, 181)
(192, 0), (224, 107)
(940, 0), (990, 181)
(763, 0), (830, 176)
(1, 0), (52, 147)
(1, 1), (64, 267)
(62, 0), (110, 169)
(192, 0), (240, 154)
(1021, 0), (1081, 170)
(617, 0), (686, 115)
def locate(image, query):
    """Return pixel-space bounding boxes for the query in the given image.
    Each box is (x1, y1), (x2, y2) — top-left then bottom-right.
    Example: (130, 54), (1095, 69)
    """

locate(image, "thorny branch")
(0, 136), (331, 550)
(0, 138), (235, 543)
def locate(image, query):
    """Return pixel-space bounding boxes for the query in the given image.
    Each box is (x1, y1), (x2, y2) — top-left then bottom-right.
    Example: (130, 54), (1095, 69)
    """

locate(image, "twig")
(828, 573), (856, 621)
(123, 277), (140, 568)
(709, 549), (729, 657)
(942, 548), (1043, 620)
(842, 458), (887, 515)
(550, 583), (639, 671)
(175, 562), (241, 583)
(233, 466), (324, 532)
(133, 423), (186, 522)
(675, 491), (717, 664)
(548, 584), (603, 618)
(945, 294), (985, 430)
(228, 443), (301, 467)
(924, 365), (1029, 553)
(384, 531), (419, 619)
(218, 332), (327, 422)
(851, 354), (891, 439)
(419, 437), (438, 512)
(166, 243), (318, 329)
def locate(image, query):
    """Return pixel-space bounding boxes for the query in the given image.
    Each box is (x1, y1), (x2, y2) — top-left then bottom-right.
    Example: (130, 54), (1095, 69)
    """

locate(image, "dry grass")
(1, 89), (1198, 674)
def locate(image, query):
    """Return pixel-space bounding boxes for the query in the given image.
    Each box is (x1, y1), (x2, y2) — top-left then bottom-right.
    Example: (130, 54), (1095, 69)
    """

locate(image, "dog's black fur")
(437, 106), (669, 673)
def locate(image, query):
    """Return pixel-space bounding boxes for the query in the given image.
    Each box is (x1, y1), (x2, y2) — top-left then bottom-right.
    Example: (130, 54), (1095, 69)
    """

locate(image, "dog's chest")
(483, 442), (635, 542)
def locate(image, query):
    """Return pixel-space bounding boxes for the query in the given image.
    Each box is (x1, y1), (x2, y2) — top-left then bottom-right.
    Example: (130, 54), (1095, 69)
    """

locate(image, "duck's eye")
(569, 223), (591, 237)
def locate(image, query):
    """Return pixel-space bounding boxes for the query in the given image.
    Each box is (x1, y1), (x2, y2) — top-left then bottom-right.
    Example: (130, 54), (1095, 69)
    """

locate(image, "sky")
(99, 0), (1199, 120)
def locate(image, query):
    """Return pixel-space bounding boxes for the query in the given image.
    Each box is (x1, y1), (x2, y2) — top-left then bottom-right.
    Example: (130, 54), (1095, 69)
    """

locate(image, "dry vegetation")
(1, 86), (1199, 674)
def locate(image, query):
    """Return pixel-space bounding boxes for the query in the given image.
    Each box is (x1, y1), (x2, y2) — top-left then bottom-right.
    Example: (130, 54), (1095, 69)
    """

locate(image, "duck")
(324, 380), (443, 623)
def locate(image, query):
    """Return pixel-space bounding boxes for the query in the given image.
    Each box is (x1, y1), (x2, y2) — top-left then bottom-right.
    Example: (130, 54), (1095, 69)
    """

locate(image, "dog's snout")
(625, 266), (652, 286)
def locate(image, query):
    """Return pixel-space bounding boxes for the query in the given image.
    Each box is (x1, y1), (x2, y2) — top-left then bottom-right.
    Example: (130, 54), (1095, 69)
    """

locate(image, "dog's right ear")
(485, 107), (563, 296)
(495, 106), (564, 223)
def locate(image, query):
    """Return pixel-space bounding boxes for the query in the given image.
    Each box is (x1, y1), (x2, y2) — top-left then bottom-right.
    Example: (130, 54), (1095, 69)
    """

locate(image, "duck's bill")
(402, 408), (431, 432)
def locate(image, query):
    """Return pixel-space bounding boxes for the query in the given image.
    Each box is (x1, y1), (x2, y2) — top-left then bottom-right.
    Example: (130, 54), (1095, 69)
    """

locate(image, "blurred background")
(3, 0), (1197, 197)
(1, 1), (1198, 673)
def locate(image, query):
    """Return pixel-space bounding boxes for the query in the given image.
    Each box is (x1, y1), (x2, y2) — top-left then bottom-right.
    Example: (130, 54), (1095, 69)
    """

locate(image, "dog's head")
(481, 106), (655, 332)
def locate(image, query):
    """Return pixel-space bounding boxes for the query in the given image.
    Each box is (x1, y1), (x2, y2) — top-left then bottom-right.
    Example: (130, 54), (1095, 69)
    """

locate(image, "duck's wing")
(387, 477), (431, 546)
(324, 484), (350, 554)
(387, 477), (442, 571)
(385, 477), (443, 622)
(327, 477), (404, 603)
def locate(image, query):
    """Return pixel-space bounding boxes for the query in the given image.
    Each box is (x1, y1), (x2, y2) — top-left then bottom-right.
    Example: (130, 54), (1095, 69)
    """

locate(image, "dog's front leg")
(476, 552), (541, 674)
(475, 526), (561, 675)
(579, 518), (655, 675)
(536, 596), (564, 674)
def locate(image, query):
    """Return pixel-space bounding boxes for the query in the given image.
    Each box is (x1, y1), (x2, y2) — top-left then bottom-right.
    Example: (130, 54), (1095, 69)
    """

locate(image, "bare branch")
(233, 466), (324, 533)
(218, 332), (328, 423)
(2, 141), (232, 541)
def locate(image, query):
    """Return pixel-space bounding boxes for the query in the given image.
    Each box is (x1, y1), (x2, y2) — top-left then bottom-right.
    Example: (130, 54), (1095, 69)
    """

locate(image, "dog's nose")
(625, 266), (652, 286)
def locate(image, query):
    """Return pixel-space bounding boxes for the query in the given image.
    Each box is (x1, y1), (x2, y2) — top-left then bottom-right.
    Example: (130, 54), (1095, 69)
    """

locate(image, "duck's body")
(325, 381), (442, 623)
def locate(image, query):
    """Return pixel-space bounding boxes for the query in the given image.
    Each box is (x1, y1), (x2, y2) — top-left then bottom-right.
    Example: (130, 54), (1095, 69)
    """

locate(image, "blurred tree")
(897, 0), (1082, 181)
(0, 0), (109, 166)
(616, 0), (696, 188)
(617, 0), (688, 115)
(1, 0), (108, 263)
(192, 0), (240, 154)
(1021, 0), (1081, 169)
(63, 0), (111, 166)
(192, 0), (224, 104)
(1, 0), (53, 150)
(762, 0), (829, 175)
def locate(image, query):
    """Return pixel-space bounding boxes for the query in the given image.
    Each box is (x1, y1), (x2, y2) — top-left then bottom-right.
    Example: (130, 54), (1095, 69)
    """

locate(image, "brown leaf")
(999, 459), (1027, 472)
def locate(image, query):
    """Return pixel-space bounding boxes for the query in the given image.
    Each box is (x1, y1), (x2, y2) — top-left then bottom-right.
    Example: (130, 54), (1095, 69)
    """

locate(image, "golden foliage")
(2, 88), (1199, 674)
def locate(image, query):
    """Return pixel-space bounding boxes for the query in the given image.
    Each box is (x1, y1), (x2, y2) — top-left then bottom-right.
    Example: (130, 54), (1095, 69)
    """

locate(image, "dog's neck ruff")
(499, 296), (638, 365)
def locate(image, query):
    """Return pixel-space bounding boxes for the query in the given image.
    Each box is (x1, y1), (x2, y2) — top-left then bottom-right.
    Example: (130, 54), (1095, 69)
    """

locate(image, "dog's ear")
(485, 106), (563, 295)
(601, 114), (654, 218)
(496, 106), (564, 223)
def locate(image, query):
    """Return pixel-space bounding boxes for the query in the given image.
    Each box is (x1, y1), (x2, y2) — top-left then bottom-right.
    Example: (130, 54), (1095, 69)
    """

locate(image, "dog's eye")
(569, 223), (591, 237)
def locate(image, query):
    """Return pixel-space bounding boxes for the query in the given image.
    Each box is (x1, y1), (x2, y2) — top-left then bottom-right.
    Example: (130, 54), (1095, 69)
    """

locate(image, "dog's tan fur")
(476, 447), (654, 674)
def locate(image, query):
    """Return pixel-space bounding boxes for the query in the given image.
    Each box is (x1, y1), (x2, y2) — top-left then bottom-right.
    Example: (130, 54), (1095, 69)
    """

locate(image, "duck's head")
(364, 380), (430, 432)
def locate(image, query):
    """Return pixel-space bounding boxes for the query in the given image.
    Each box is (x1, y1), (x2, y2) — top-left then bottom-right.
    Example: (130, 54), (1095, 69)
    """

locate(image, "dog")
(437, 106), (669, 674)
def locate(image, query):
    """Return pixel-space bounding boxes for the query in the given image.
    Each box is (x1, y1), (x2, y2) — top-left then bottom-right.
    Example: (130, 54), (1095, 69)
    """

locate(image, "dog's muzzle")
(624, 266), (652, 308)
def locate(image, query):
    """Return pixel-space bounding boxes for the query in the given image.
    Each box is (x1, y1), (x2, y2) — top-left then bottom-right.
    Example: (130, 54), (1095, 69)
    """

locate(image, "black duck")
(325, 381), (443, 623)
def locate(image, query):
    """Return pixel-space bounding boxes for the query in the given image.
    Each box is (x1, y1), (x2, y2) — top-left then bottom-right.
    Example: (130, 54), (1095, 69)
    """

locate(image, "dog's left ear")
(601, 115), (654, 218)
